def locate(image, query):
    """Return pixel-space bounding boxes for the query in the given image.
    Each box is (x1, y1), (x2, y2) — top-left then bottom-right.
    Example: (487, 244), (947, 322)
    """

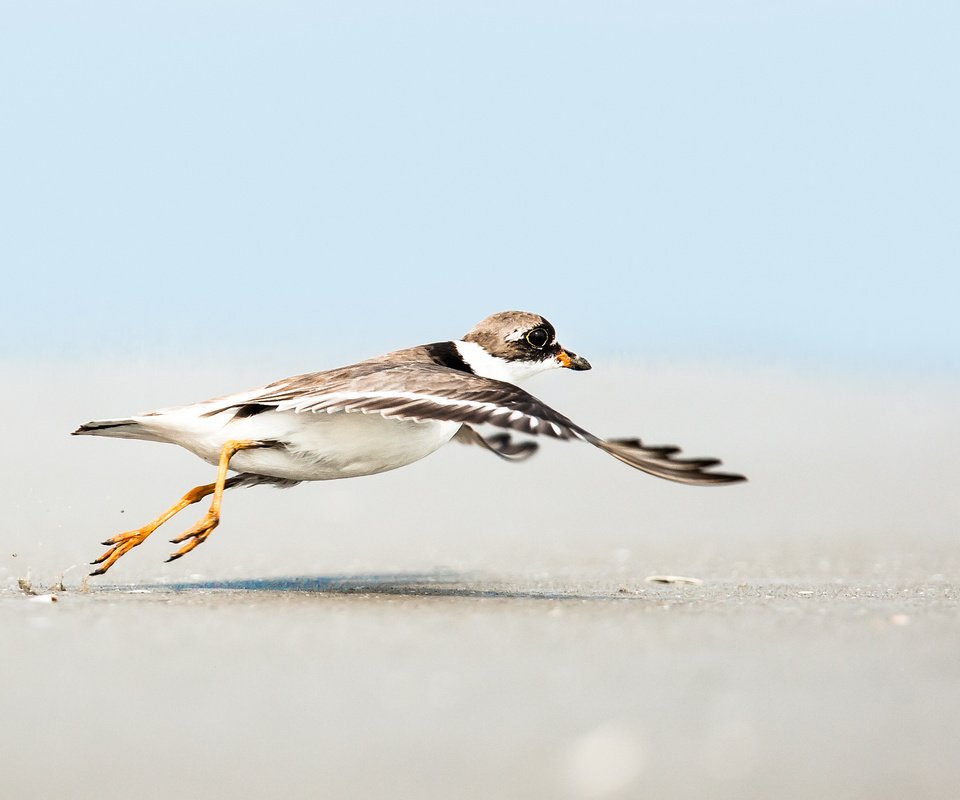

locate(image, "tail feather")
(72, 418), (167, 443)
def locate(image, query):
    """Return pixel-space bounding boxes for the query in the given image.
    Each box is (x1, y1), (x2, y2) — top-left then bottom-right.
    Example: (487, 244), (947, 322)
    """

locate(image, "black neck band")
(424, 341), (474, 374)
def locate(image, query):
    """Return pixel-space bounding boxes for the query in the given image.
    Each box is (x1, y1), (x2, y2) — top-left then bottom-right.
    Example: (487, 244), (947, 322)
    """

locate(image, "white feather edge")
(270, 389), (570, 438)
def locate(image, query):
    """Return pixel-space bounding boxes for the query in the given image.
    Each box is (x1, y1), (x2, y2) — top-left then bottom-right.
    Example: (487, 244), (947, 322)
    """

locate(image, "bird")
(74, 310), (746, 575)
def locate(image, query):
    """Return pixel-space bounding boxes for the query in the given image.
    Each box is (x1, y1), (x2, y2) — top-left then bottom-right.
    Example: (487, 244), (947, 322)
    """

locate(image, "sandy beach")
(3, 361), (959, 798)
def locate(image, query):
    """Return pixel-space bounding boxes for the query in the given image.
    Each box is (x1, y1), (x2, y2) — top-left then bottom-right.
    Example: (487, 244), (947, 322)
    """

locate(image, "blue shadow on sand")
(153, 572), (628, 601)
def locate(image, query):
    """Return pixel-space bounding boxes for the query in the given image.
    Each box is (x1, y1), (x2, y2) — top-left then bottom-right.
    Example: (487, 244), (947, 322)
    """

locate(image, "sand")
(2, 360), (958, 798)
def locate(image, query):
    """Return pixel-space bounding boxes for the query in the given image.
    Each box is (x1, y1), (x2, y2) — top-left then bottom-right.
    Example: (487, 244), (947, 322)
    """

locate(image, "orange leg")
(89, 440), (266, 576)
(91, 483), (216, 576)
(164, 440), (266, 563)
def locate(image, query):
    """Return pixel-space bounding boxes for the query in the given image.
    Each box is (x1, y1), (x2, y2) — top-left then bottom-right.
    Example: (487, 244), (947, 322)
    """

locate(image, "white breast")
(150, 408), (461, 482)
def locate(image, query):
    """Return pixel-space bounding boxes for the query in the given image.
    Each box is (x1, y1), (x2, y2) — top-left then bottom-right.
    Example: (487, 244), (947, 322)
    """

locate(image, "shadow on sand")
(154, 572), (634, 602)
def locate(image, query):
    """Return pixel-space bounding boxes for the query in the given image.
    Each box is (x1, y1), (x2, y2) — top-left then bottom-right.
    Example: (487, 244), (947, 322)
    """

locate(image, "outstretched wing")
(239, 363), (745, 486)
(250, 363), (584, 437)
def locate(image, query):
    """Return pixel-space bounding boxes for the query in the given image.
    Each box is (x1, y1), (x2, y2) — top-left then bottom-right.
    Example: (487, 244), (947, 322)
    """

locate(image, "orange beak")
(557, 349), (592, 370)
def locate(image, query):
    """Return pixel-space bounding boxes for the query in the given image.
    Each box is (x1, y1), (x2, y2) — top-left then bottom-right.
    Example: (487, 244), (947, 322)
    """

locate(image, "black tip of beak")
(562, 351), (591, 371)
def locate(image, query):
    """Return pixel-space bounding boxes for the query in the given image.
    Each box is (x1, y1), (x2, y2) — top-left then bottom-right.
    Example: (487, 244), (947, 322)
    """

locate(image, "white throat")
(454, 340), (559, 384)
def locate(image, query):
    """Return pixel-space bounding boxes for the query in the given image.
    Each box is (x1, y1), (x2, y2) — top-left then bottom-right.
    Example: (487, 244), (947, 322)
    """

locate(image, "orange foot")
(91, 527), (156, 576)
(87, 439), (268, 577)
(166, 511), (221, 562)
(88, 482), (217, 576)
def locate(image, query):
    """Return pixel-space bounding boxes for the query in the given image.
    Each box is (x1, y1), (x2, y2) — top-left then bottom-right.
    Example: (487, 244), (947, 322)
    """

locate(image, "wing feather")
(234, 363), (745, 486)
(453, 426), (539, 461)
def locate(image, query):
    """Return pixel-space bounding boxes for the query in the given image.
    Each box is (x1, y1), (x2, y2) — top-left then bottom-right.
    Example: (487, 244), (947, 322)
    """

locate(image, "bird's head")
(456, 310), (591, 384)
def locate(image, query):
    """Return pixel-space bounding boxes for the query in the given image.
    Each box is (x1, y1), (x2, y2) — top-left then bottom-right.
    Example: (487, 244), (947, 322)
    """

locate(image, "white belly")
(142, 409), (461, 481)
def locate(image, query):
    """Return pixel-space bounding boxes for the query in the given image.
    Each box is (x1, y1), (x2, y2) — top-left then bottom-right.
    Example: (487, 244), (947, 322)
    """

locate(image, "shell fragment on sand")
(644, 575), (704, 586)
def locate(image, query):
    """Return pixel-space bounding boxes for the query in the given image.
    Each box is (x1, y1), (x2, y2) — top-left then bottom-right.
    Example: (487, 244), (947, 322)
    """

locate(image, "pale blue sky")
(2, 1), (957, 373)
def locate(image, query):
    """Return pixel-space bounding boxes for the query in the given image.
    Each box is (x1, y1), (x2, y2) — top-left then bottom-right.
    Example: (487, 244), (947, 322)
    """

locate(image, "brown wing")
(244, 363), (746, 486)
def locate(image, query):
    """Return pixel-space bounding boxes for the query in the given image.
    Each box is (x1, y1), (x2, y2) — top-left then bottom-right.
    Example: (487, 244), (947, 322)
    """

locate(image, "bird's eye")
(525, 328), (549, 349)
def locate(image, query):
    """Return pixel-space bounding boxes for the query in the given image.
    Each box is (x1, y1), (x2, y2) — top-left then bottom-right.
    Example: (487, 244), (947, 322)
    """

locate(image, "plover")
(74, 311), (745, 575)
